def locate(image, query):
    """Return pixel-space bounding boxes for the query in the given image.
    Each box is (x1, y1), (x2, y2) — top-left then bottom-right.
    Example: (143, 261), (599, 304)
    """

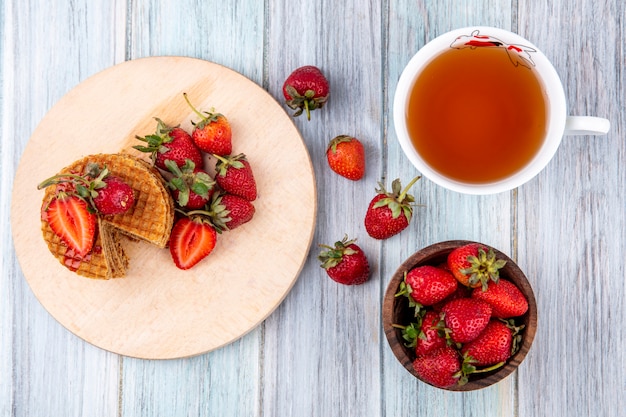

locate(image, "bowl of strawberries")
(382, 240), (537, 391)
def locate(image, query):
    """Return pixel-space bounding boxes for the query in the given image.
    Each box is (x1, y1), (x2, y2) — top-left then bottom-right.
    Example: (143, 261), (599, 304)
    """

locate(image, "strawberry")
(432, 284), (472, 312)
(92, 176), (135, 215)
(214, 153), (257, 201)
(318, 236), (370, 285)
(133, 118), (204, 170)
(440, 298), (492, 344)
(414, 311), (448, 357)
(472, 279), (528, 318)
(207, 192), (255, 232)
(44, 194), (96, 257)
(165, 160), (215, 210)
(460, 319), (517, 367)
(412, 346), (462, 388)
(400, 265), (458, 307)
(169, 216), (217, 270)
(184, 93), (232, 156)
(326, 135), (366, 180)
(364, 176), (421, 240)
(447, 243), (506, 289)
(282, 65), (329, 120)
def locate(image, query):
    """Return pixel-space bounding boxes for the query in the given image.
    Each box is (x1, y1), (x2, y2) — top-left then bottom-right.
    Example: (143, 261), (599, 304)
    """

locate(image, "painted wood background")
(1, 0), (624, 416)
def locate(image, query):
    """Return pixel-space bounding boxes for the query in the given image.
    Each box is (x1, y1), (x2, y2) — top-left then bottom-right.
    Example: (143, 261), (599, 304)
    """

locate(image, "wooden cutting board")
(11, 57), (317, 359)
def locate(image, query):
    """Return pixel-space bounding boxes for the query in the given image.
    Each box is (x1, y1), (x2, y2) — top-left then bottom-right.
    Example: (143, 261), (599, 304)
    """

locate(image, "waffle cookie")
(40, 153), (174, 279)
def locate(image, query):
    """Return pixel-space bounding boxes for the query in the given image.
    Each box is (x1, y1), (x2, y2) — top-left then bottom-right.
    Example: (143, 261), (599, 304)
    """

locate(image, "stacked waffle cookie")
(40, 153), (174, 279)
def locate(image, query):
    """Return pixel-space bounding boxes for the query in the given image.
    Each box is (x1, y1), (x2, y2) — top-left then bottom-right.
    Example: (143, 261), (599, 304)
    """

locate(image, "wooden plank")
(262, 1), (385, 416)
(517, 1), (626, 416)
(383, 1), (518, 416)
(119, 1), (267, 416)
(1, 0), (126, 415)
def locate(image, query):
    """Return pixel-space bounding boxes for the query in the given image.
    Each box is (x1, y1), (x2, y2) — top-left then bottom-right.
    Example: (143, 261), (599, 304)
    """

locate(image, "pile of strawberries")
(134, 93), (257, 270)
(394, 243), (528, 388)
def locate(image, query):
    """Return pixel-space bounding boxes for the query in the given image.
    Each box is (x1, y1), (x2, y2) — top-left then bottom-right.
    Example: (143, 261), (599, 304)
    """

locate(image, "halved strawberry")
(169, 216), (217, 270)
(45, 194), (96, 257)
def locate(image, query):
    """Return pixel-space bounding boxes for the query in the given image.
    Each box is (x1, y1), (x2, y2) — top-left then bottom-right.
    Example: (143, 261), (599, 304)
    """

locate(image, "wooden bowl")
(382, 240), (537, 391)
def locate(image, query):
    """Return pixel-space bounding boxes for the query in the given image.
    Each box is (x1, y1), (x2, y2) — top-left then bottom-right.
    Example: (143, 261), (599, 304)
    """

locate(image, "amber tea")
(406, 46), (547, 184)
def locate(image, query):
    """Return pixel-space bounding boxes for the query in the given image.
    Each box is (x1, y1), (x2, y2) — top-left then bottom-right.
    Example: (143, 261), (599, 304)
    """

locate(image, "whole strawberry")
(184, 93), (232, 156)
(441, 298), (492, 344)
(133, 118), (204, 170)
(165, 160), (215, 210)
(282, 65), (329, 120)
(208, 192), (256, 233)
(447, 243), (506, 289)
(461, 319), (524, 367)
(214, 153), (257, 201)
(412, 346), (462, 388)
(414, 310), (448, 357)
(92, 176), (135, 215)
(472, 279), (528, 318)
(364, 176), (421, 240)
(326, 135), (366, 180)
(318, 236), (370, 285)
(400, 265), (458, 307)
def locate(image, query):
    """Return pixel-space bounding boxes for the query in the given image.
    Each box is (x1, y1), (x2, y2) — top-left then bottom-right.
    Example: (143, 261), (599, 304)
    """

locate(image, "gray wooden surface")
(1, 1), (624, 416)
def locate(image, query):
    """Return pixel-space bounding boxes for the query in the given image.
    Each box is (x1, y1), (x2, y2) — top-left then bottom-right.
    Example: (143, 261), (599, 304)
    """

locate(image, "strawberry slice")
(46, 195), (96, 257)
(169, 217), (217, 270)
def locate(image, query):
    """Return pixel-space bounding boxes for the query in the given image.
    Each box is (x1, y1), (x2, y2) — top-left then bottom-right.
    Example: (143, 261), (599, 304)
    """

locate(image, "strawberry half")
(169, 216), (217, 270)
(318, 235), (370, 285)
(326, 135), (366, 181)
(184, 93), (232, 156)
(282, 65), (329, 120)
(364, 176), (421, 240)
(44, 194), (96, 257)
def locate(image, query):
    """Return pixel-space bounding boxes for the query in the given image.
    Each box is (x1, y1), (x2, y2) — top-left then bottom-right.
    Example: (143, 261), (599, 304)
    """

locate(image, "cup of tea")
(393, 26), (610, 195)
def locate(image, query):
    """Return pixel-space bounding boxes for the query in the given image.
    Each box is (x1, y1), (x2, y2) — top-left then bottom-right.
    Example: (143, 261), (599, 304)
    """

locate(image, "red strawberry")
(214, 153), (257, 201)
(441, 298), (492, 344)
(326, 135), (366, 180)
(401, 265), (458, 307)
(133, 118), (204, 170)
(184, 93), (232, 156)
(208, 192), (255, 232)
(415, 311), (448, 357)
(460, 320), (515, 367)
(472, 279), (528, 318)
(412, 346), (462, 388)
(364, 176), (421, 240)
(447, 243), (506, 289)
(318, 236), (370, 285)
(282, 65), (329, 120)
(92, 176), (135, 215)
(169, 216), (217, 270)
(165, 160), (215, 210)
(432, 284), (472, 312)
(44, 194), (96, 257)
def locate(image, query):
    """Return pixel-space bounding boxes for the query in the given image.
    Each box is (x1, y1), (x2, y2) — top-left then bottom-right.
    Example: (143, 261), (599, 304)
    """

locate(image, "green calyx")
(373, 176), (421, 221)
(284, 84), (328, 121)
(395, 272), (423, 317)
(165, 159), (214, 208)
(327, 135), (354, 154)
(460, 247), (507, 291)
(133, 118), (175, 160)
(183, 92), (222, 130)
(317, 235), (358, 270)
(214, 153), (247, 177)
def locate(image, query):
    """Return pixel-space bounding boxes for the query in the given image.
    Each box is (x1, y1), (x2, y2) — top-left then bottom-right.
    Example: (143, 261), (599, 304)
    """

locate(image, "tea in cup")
(393, 27), (610, 194)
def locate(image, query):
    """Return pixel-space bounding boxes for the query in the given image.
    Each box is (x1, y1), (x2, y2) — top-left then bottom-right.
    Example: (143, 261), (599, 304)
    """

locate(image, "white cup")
(393, 26), (610, 195)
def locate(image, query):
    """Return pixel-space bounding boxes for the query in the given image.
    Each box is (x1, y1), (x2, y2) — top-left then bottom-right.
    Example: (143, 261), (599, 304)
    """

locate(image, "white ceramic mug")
(393, 26), (610, 195)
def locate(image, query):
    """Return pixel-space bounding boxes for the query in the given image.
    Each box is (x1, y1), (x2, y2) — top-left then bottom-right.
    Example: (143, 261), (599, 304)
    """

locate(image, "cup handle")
(564, 116), (610, 136)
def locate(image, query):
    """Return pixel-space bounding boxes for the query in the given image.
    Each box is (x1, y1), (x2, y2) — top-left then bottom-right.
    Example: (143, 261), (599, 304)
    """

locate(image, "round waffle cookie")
(40, 153), (174, 279)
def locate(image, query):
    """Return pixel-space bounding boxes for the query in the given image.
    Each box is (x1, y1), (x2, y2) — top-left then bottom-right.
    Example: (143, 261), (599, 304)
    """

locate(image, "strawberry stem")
(398, 175), (421, 201)
(183, 92), (206, 121)
(37, 173), (91, 190)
